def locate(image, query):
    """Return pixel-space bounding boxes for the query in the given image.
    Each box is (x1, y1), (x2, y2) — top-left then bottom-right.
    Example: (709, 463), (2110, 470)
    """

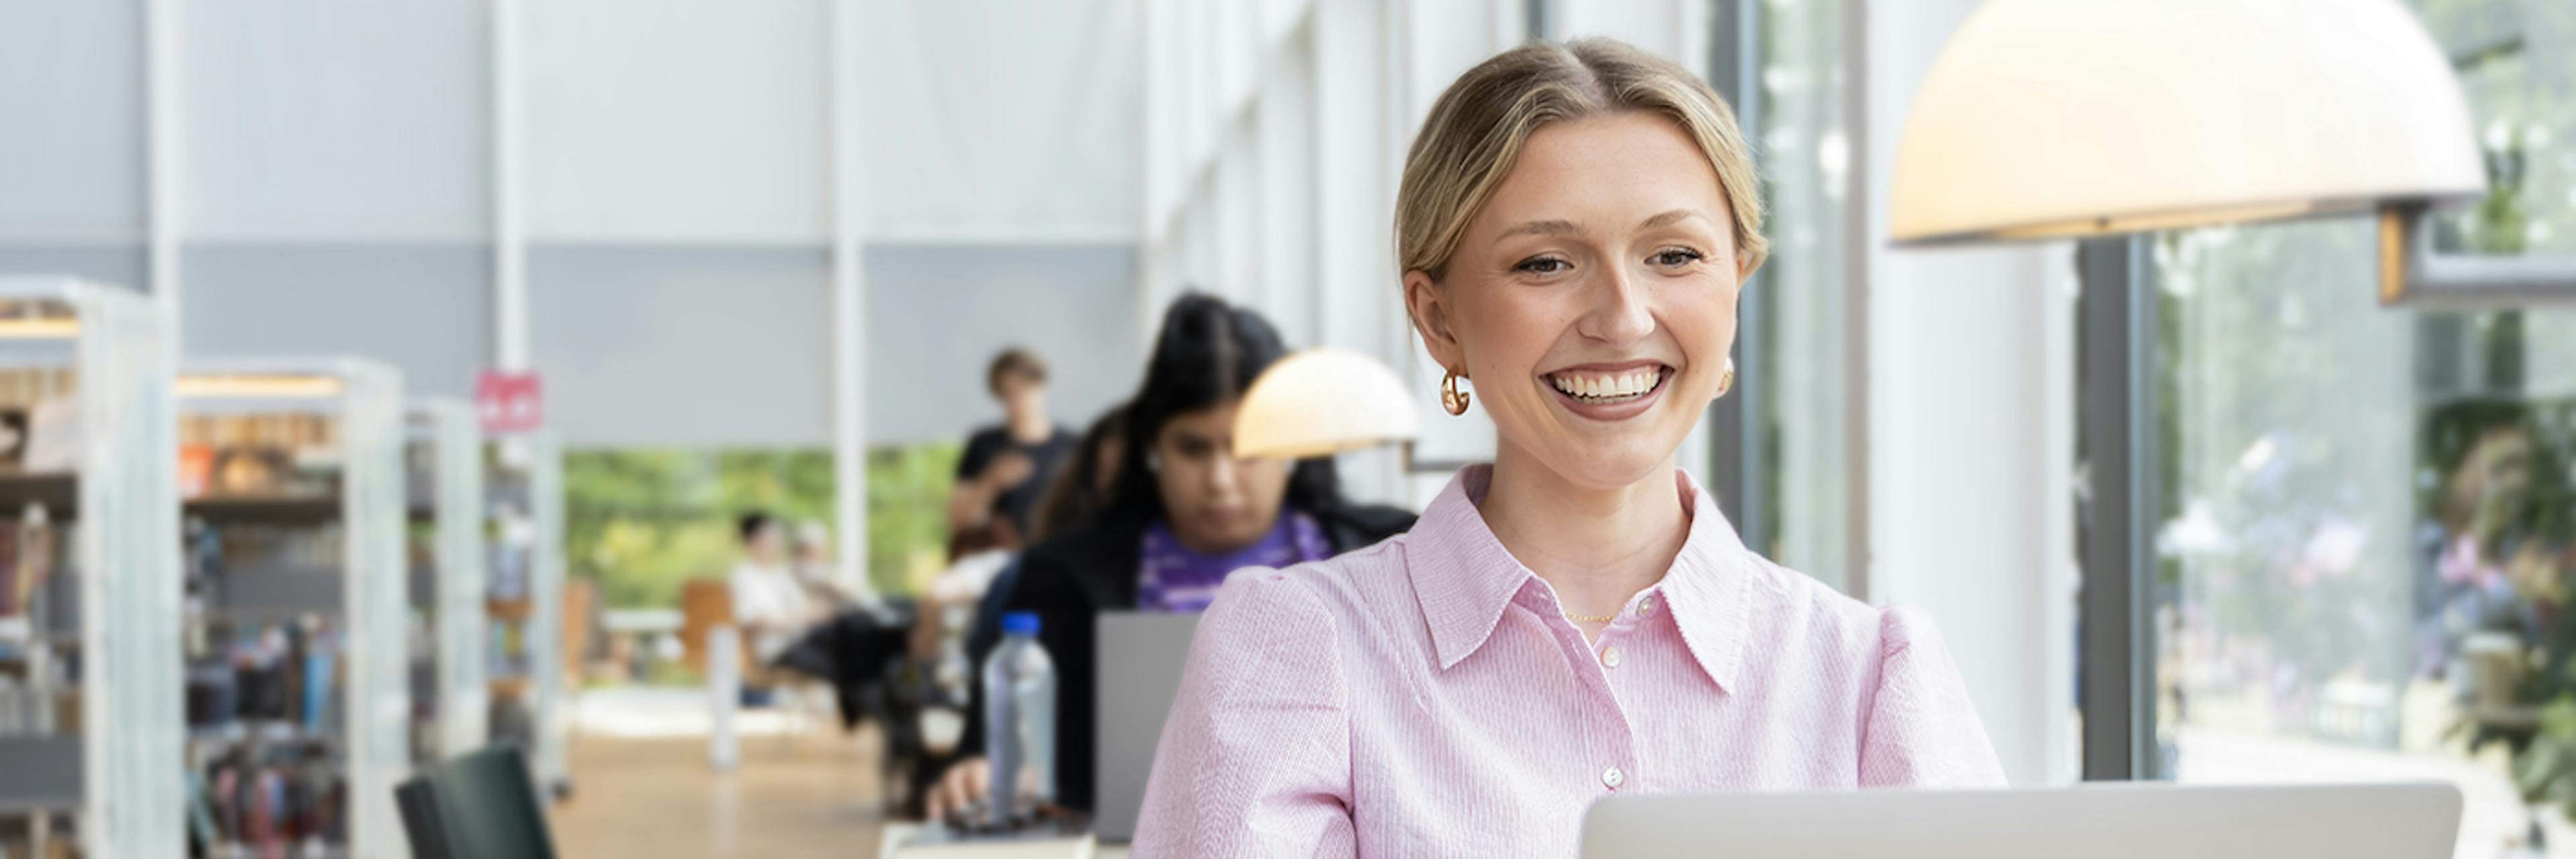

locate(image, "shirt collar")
(1408, 464), (1752, 692)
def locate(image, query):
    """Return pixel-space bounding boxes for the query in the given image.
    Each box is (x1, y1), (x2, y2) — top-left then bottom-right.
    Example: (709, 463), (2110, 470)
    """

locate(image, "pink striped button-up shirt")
(1132, 465), (2005, 856)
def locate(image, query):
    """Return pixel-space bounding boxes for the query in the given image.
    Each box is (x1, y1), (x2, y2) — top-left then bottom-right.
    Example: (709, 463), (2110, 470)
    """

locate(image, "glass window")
(1743, 0), (1856, 587)
(2139, 2), (2576, 854)
(564, 447), (885, 610)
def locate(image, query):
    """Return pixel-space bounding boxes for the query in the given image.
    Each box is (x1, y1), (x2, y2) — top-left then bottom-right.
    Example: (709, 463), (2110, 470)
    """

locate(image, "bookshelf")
(0, 277), (181, 858)
(405, 398), (486, 766)
(177, 358), (407, 859)
(480, 431), (568, 798)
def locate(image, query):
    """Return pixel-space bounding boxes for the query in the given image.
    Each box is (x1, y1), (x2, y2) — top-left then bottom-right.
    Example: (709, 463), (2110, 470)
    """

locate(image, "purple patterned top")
(1136, 512), (1333, 612)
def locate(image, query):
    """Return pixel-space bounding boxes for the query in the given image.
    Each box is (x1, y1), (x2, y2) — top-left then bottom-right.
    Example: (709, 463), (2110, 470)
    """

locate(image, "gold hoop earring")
(1717, 357), (1736, 398)
(1440, 367), (1472, 416)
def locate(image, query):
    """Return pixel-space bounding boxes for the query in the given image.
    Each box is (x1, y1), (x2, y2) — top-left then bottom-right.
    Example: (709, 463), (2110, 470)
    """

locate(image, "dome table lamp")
(1233, 348), (1423, 460)
(1888, 0), (2491, 304)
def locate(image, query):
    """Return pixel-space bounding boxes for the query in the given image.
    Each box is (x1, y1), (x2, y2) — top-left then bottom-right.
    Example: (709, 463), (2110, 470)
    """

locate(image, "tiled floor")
(549, 687), (892, 859)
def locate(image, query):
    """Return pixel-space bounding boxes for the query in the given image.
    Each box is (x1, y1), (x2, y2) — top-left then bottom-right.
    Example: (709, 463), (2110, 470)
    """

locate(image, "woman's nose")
(1577, 266), (1656, 346)
(1205, 451), (1242, 496)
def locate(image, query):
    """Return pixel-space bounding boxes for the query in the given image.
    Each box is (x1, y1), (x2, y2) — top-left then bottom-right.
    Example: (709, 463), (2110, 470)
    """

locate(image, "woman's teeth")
(1549, 369), (1662, 402)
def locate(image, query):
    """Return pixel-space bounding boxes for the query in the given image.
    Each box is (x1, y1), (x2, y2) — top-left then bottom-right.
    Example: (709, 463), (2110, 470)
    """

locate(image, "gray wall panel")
(0, 245), (148, 291)
(529, 246), (834, 448)
(864, 243), (1138, 447)
(182, 244), (493, 399)
(527, 243), (1138, 450)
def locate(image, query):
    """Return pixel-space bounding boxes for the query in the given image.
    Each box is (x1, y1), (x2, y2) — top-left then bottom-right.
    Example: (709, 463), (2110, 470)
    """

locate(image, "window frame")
(1705, 0), (1874, 596)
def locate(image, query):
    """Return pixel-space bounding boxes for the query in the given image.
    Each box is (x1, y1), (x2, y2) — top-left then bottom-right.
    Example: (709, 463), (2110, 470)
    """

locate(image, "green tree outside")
(565, 444), (960, 610)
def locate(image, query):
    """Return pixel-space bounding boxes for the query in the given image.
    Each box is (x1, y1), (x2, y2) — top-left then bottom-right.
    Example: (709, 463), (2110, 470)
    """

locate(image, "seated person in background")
(924, 292), (1415, 820)
(947, 348), (1077, 549)
(728, 512), (820, 667)
(790, 518), (875, 611)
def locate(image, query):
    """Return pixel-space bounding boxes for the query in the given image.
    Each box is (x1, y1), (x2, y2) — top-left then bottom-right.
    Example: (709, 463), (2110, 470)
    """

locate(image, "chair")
(678, 578), (745, 678)
(394, 744), (559, 859)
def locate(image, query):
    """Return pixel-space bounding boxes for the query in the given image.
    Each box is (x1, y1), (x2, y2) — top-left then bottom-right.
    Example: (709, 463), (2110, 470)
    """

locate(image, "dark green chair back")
(395, 744), (558, 859)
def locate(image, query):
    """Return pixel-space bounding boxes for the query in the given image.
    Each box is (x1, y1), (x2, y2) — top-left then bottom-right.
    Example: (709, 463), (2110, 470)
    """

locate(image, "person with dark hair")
(727, 511), (816, 664)
(948, 347), (1077, 545)
(924, 293), (1415, 819)
(1031, 404), (1129, 545)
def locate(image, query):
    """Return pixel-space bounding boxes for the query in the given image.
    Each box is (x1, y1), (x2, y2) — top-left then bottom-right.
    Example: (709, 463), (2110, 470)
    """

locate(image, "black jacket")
(962, 502), (1415, 811)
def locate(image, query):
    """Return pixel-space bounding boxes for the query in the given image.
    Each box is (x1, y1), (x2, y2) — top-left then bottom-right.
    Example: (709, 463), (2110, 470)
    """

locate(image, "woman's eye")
(1514, 257), (1572, 274)
(1650, 249), (1705, 267)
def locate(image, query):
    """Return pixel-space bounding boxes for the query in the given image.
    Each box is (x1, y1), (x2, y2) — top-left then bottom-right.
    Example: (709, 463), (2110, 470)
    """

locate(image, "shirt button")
(1600, 645), (1621, 669)
(1636, 595), (1656, 616)
(1602, 766), (1625, 790)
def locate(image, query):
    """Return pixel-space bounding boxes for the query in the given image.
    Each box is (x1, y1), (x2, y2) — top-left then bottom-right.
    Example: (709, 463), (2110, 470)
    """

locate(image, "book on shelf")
(19, 397), (76, 474)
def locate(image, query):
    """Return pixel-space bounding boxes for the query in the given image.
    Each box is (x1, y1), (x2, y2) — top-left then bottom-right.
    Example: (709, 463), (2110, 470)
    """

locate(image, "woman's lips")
(1543, 365), (1672, 422)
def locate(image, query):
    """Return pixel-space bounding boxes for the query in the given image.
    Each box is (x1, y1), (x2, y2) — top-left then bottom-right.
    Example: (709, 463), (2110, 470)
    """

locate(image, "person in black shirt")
(948, 347), (1077, 547)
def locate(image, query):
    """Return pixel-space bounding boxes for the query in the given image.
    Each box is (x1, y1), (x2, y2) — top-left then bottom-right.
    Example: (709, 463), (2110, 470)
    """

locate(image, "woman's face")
(1405, 112), (1749, 490)
(1152, 401), (1290, 553)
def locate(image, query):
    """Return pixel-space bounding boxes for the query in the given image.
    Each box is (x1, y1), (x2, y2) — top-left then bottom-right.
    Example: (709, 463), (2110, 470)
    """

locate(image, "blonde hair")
(1396, 38), (1766, 282)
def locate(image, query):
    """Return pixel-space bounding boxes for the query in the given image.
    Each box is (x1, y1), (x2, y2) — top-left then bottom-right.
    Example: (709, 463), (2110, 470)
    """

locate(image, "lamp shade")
(1233, 348), (1421, 459)
(1890, 0), (2484, 245)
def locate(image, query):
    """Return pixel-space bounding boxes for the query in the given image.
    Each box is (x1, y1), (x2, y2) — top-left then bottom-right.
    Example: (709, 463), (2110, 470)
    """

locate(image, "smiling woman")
(1131, 38), (2004, 857)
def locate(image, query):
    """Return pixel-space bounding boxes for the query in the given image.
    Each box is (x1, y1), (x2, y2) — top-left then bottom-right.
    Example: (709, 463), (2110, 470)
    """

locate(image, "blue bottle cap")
(1002, 612), (1041, 636)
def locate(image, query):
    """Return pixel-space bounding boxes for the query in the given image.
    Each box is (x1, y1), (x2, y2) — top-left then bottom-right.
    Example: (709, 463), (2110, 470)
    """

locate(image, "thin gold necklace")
(1562, 609), (1617, 624)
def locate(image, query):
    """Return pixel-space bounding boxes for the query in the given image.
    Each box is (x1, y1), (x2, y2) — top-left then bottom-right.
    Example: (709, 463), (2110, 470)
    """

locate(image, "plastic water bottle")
(983, 612), (1058, 828)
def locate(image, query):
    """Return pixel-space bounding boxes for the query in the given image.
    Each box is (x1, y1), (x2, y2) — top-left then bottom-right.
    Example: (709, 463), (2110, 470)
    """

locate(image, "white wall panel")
(183, 0), (490, 243)
(1866, 0), (2073, 787)
(1395, 0), (1522, 490)
(0, 0), (146, 243)
(1550, 0), (1707, 72)
(523, 0), (828, 244)
(1257, 40), (1319, 348)
(860, 0), (1141, 243)
(1313, 0), (1399, 362)
(1216, 125), (1261, 308)
(1403, 0), (1517, 125)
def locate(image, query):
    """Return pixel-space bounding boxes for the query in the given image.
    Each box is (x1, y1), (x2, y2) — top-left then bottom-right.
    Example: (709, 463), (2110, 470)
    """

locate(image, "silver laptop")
(1583, 782), (2459, 858)
(1092, 612), (1200, 843)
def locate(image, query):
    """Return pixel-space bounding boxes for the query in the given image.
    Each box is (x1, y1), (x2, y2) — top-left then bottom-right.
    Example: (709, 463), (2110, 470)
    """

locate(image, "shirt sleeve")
(957, 429), (998, 481)
(1132, 570), (1356, 858)
(1858, 606), (2010, 788)
(727, 565), (769, 623)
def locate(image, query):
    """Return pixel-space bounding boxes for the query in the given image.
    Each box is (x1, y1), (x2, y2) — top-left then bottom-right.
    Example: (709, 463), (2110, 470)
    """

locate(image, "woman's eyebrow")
(1638, 209), (1707, 230)
(1494, 219), (1580, 244)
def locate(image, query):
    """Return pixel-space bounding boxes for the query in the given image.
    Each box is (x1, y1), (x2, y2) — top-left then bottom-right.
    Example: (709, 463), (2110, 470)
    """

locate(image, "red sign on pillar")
(476, 371), (543, 435)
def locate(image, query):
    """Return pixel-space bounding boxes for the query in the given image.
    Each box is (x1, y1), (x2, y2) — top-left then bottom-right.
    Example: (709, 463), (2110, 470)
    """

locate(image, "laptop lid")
(1092, 612), (1201, 844)
(1582, 782), (2460, 859)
